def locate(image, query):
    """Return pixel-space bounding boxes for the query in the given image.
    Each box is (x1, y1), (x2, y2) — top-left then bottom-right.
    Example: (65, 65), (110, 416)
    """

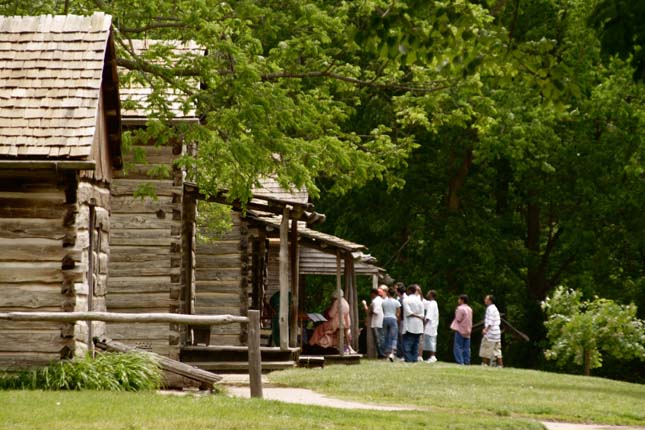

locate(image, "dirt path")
(219, 375), (643, 430)
(541, 423), (644, 430)
(225, 386), (416, 411)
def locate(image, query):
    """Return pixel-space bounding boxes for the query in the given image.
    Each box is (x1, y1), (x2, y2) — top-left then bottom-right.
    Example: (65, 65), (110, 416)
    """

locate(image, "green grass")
(269, 361), (645, 426)
(0, 390), (543, 430)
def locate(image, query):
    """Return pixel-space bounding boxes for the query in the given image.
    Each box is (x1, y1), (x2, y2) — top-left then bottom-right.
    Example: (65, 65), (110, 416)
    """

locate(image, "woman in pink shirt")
(450, 294), (473, 365)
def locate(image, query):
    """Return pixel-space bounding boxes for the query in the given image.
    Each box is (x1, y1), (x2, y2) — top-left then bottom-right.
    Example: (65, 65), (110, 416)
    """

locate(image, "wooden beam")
(0, 160), (96, 170)
(336, 250), (344, 356)
(95, 338), (222, 387)
(289, 217), (299, 347)
(0, 311), (248, 326)
(278, 207), (290, 350)
(345, 254), (359, 352)
(247, 310), (263, 398)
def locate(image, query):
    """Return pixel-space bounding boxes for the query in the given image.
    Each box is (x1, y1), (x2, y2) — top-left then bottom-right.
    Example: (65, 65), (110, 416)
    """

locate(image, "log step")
(189, 361), (295, 372)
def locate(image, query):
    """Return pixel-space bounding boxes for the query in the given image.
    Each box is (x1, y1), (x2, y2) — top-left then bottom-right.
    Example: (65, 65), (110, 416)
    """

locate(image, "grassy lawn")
(270, 361), (645, 426)
(0, 390), (543, 430)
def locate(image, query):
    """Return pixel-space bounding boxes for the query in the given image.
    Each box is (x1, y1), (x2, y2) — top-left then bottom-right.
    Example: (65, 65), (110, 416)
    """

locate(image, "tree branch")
(261, 71), (450, 93)
(119, 22), (188, 33)
(117, 57), (199, 78)
(549, 254), (576, 287)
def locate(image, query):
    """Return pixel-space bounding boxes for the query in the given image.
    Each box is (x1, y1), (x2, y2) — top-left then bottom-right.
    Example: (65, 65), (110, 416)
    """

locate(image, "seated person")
(308, 289), (351, 351)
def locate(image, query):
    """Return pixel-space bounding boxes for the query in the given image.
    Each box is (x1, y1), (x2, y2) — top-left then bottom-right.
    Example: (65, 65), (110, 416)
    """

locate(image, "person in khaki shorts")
(479, 295), (503, 367)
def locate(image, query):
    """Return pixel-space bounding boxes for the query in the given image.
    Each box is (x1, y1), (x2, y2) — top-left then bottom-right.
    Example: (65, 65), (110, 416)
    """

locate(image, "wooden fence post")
(248, 309), (263, 399)
(336, 250), (344, 356)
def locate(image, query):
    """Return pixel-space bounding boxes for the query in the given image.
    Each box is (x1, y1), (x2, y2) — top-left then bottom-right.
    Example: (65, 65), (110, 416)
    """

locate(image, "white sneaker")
(426, 356), (437, 363)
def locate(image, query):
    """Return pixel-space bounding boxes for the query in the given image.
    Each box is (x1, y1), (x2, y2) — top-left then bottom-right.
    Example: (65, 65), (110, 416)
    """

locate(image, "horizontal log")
(111, 195), (177, 213)
(107, 293), (174, 309)
(108, 278), (172, 294)
(108, 265), (179, 278)
(0, 311), (248, 326)
(110, 255), (171, 268)
(0, 320), (64, 331)
(109, 245), (170, 258)
(206, 334), (242, 346)
(110, 214), (176, 230)
(0, 218), (66, 240)
(0, 284), (62, 309)
(194, 293), (241, 308)
(0, 237), (69, 261)
(110, 237), (174, 247)
(0, 203), (66, 219)
(194, 306), (241, 316)
(195, 281), (240, 294)
(0, 352), (62, 370)
(0, 160), (95, 171)
(0, 262), (64, 283)
(95, 338), (222, 387)
(106, 323), (171, 340)
(195, 268), (241, 282)
(196, 229), (241, 242)
(195, 254), (242, 268)
(122, 145), (176, 164)
(0, 330), (68, 353)
(114, 164), (175, 180)
(195, 241), (240, 254)
(111, 179), (179, 198)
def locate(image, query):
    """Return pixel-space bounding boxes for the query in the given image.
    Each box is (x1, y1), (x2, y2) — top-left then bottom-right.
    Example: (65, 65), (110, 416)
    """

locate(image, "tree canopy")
(4, 0), (643, 379)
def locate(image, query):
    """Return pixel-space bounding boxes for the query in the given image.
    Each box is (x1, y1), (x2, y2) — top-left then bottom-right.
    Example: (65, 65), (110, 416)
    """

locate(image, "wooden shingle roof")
(0, 13), (115, 159)
(119, 39), (202, 121)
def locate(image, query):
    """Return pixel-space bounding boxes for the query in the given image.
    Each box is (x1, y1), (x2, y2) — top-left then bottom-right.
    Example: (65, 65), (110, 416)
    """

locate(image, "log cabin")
(0, 13), (122, 370)
(110, 40), (384, 370)
(107, 39), (201, 361)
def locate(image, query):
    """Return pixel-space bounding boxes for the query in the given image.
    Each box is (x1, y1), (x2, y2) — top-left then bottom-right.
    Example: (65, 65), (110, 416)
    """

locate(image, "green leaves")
(542, 286), (645, 375)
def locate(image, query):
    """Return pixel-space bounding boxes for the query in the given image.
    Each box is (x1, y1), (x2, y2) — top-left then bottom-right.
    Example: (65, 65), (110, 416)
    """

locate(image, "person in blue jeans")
(381, 286), (401, 361)
(450, 294), (473, 365)
(402, 284), (425, 362)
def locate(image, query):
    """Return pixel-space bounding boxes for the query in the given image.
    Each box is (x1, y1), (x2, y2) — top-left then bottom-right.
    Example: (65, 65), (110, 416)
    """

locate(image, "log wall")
(0, 170), (110, 370)
(193, 212), (247, 346)
(106, 140), (183, 358)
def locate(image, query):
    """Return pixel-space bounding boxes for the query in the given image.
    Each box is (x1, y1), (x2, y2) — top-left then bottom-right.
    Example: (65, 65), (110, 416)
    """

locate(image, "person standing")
(479, 294), (503, 367)
(402, 284), (425, 362)
(450, 294), (473, 365)
(362, 287), (384, 358)
(394, 282), (407, 359)
(423, 290), (439, 362)
(381, 286), (401, 361)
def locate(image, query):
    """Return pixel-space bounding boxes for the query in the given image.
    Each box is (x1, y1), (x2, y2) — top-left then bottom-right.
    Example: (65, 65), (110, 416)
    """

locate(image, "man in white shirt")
(479, 294), (503, 367)
(363, 287), (384, 358)
(423, 290), (439, 362)
(402, 284), (425, 362)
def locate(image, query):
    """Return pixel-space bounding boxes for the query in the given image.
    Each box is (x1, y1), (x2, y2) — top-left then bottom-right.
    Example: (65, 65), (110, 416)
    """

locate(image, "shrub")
(542, 286), (645, 376)
(0, 352), (162, 391)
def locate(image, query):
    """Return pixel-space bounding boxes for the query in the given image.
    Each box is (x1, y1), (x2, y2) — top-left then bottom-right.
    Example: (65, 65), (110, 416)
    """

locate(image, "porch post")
(278, 207), (290, 350)
(336, 250), (344, 356)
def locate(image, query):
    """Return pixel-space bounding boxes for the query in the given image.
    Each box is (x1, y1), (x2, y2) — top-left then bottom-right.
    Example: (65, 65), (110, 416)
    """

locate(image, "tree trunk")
(447, 149), (473, 212)
(583, 349), (592, 376)
(526, 192), (549, 300)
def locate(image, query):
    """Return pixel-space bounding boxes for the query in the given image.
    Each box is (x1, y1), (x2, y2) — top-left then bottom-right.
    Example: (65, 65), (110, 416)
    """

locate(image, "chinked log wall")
(193, 212), (249, 346)
(107, 140), (183, 359)
(0, 169), (110, 370)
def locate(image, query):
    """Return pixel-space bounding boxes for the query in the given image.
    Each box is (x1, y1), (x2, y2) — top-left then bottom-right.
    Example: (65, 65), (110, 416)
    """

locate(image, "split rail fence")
(0, 310), (263, 398)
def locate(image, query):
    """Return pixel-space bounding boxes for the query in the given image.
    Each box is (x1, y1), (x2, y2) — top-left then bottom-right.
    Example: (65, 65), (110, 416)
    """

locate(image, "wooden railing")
(0, 310), (263, 398)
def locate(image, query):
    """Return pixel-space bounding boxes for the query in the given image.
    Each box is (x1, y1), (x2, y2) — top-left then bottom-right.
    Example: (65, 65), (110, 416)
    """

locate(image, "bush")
(0, 352), (162, 391)
(542, 286), (645, 376)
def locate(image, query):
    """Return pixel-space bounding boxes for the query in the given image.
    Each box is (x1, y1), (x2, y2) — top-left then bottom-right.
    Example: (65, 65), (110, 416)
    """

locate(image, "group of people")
(364, 284), (504, 366)
(363, 283), (439, 363)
